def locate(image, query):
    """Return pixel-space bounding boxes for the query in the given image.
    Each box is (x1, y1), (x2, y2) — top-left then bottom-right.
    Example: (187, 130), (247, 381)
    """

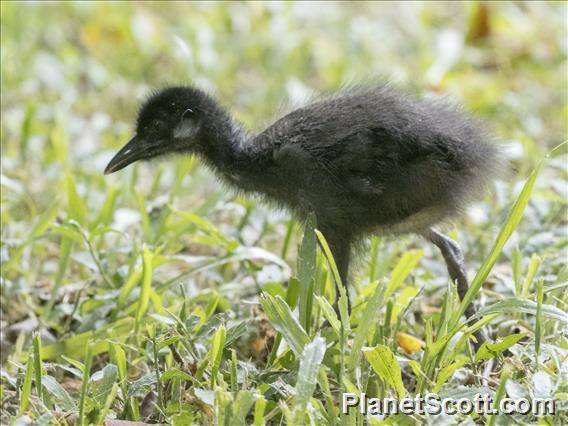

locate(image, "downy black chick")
(105, 84), (502, 345)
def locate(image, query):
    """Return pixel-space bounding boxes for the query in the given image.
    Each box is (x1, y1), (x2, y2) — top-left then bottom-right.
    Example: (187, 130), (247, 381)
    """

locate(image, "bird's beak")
(104, 136), (147, 175)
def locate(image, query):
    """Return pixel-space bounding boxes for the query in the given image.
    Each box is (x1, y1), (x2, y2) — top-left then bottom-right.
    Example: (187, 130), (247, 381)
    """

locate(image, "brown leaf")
(467, 2), (491, 43)
(251, 304), (276, 361)
(140, 390), (157, 421)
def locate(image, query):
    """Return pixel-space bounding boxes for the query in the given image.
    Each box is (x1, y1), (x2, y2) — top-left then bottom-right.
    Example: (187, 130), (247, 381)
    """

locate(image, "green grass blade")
(32, 333), (43, 403)
(97, 382), (119, 425)
(348, 282), (384, 369)
(44, 235), (73, 319)
(475, 332), (528, 361)
(117, 267), (143, 310)
(253, 396), (266, 426)
(42, 375), (76, 411)
(368, 237), (381, 282)
(267, 278), (301, 365)
(456, 162), (542, 321)
(445, 314), (499, 362)
(314, 230), (350, 334)
(66, 174), (88, 226)
(18, 352), (34, 416)
(77, 343), (93, 426)
(363, 345), (406, 398)
(210, 325), (226, 387)
(110, 342), (128, 407)
(486, 365), (509, 426)
(91, 364), (119, 407)
(94, 184), (120, 226)
(314, 229), (342, 289)
(535, 279), (544, 356)
(281, 220), (296, 260)
(41, 317), (134, 360)
(292, 337), (327, 424)
(316, 295), (341, 338)
(298, 213), (317, 333)
(3, 201), (59, 272)
(475, 298), (567, 323)
(135, 245), (154, 328)
(134, 189), (150, 238)
(170, 206), (238, 250)
(512, 247), (522, 294)
(521, 254), (541, 297)
(433, 360), (467, 393)
(384, 250), (423, 300)
(232, 390), (255, 425)
(391, 285), (420, 325)
(260, 294), (309, 357)
(230, 349), (238, 392)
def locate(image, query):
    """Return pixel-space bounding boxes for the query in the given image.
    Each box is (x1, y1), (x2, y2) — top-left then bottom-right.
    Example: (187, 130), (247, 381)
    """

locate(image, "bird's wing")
(303, 125), (441, 197)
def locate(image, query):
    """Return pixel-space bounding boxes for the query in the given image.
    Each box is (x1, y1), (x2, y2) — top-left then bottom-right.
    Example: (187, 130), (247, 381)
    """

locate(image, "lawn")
(1, 2), (566, 425)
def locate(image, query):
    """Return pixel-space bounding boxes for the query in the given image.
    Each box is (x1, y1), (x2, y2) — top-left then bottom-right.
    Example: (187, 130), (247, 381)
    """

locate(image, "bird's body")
(105, 84), (501, 345)
(237, 86), (496, 237)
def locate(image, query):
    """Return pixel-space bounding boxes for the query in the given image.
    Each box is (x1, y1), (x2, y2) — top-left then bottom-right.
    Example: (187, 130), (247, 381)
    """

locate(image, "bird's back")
(252, 85), (502, 236)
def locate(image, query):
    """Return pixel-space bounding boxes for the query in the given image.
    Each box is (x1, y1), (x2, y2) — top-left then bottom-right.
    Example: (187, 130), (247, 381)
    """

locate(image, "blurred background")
(1, 1), (566, 423)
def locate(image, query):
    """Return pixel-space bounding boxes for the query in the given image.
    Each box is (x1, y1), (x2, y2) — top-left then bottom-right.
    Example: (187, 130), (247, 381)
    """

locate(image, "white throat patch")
(174, 120), (199, 139)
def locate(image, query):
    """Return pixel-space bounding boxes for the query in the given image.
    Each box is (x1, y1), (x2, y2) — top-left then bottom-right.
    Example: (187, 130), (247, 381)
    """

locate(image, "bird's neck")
(196, 107), (256, 177)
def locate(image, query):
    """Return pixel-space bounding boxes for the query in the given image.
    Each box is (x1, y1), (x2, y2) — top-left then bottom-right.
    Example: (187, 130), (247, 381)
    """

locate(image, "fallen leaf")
(397, 332), (425, 354)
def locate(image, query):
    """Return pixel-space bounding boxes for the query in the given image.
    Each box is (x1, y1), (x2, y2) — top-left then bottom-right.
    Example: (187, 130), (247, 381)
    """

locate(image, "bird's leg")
(424, 228), (489, 349)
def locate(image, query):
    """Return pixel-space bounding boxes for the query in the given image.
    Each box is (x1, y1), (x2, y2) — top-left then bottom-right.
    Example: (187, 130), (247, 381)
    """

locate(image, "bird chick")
(105, 84), (502, 344)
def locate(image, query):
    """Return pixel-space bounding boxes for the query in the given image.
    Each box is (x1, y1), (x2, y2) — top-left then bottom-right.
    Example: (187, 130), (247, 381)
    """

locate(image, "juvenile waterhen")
(105, 84), (501, 345)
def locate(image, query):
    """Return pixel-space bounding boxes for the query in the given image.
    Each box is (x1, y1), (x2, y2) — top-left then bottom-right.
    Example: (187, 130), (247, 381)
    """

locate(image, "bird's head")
(104, 86), (213, 175)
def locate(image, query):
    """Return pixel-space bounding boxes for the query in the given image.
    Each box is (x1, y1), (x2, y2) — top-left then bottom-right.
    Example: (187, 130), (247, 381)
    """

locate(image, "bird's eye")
(182, 108), (194, 120)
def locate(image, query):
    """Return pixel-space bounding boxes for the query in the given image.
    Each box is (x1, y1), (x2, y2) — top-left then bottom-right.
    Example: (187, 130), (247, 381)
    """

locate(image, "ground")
(1, 2), (566, 425)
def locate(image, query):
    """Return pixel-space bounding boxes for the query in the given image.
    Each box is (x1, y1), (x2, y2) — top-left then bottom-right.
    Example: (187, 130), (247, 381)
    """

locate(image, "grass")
(1, 2), (567, 425)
